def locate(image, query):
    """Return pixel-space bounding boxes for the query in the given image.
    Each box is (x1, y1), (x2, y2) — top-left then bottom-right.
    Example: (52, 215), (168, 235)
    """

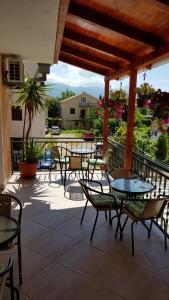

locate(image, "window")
(70, 108), (75, 114)
(80, 97), (86, 103)
(75, 121), (78, 127)
(11, 107), (22, 121)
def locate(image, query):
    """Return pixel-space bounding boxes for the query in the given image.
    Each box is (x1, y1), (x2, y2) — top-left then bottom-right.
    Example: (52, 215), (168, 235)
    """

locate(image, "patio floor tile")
(1, 172), (169, 300)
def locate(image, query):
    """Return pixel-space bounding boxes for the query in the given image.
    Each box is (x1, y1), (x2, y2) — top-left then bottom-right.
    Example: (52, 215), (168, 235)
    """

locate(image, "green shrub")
(156, 134), (168, 161)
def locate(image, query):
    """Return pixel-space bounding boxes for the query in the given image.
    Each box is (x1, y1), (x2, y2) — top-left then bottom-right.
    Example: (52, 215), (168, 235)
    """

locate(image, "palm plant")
(16, 73), (48, 161)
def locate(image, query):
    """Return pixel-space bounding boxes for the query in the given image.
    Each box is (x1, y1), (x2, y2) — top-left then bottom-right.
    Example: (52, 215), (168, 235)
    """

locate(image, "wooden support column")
(103, 77), (109, 156)
(124, 68), (137, 169)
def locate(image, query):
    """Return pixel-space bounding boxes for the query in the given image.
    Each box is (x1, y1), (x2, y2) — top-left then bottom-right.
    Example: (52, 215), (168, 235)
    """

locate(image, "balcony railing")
(107, 138), (169, 237)
(11, 136), (169, 235)
(10, 137), (102, 172)
(79, 102), (96, 107)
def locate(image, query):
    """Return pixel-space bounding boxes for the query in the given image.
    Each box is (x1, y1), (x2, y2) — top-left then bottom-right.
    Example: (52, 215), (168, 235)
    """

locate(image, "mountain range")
(46, 82), (104, 99)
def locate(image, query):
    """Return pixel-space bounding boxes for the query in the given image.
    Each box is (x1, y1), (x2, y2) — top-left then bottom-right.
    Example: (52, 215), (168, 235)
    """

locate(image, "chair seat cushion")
(114, 191), (127, 201)
(89, 159), (106, 166)
(126, 200), (147, 217)
(82, 161), (89, 169)
(90, 194), (121, 209)
(54, 157), (69, 164)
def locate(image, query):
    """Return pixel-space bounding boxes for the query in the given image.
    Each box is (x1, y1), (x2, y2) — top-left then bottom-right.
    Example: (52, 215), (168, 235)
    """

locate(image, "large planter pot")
(18, 161), (38, 179)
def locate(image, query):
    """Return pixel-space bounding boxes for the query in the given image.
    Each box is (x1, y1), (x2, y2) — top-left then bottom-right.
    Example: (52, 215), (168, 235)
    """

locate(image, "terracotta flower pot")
(18, 161), (38, 179)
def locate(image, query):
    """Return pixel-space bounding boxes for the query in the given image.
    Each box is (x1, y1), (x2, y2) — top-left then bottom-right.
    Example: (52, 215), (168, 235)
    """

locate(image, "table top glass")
(0, 216), (18, 248)
(111, 178), (155, 194)
(70, 148), (95, 155)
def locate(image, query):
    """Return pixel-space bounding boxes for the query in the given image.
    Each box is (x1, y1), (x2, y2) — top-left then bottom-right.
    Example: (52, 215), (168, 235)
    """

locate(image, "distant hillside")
(46, 82), (104, 99)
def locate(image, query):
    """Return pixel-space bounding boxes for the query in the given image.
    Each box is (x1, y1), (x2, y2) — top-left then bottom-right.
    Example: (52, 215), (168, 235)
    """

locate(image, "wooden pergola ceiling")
(55, 0), (169, 79)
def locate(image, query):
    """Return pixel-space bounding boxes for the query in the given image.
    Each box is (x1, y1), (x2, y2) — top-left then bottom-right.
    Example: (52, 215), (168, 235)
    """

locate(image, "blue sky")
(47, 61), (169, 91)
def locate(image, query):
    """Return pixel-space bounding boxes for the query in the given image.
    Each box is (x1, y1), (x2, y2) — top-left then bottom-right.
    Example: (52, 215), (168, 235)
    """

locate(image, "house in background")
(60, 92), (98, 129)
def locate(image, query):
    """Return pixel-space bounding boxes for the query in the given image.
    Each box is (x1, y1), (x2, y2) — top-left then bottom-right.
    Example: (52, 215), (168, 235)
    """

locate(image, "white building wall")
(9, 89), (46, 137)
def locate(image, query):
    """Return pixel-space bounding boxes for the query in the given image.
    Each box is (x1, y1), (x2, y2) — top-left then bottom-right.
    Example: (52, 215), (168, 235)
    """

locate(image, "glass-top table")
(69, 148), (95, 155)
(111, 178), (155, 195)
(0, 216), (19, 249)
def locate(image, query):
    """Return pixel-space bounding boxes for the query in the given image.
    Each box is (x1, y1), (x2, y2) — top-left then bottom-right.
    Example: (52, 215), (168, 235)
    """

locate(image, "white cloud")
(46, 62), (104, 87)
(46, 61), (169, 92)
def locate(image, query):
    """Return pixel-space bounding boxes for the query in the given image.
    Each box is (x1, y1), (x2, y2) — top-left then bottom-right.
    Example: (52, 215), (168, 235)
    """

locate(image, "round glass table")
(111, 178), (155, 239)
(0, 216), (19, 249)
(69, 148), (95, 155)
(111, 178), (155, 195)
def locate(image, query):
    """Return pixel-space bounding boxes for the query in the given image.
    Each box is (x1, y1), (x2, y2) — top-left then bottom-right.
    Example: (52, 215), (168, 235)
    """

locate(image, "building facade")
(60, 92), (98, 129)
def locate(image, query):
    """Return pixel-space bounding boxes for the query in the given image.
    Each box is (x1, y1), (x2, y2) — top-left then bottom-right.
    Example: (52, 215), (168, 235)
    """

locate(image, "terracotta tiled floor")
(2, 171), (169, 300)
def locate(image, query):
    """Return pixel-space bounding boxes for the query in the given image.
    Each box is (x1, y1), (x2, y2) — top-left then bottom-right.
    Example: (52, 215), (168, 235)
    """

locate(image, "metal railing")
(107, 138), (169, 236)
(107, 138), (169, 196)
(10, 137), (103, 172)
(11, 136), (169, 235)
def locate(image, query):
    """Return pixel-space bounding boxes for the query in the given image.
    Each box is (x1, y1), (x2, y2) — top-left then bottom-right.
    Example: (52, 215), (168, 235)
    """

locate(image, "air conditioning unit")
(5, 56), (24, 85)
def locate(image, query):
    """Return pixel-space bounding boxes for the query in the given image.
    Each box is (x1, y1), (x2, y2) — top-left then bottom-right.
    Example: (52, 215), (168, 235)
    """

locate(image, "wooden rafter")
(54, 0), (70, 63)
(108, 42), (169, 80)
(68, 2), (163, 48)
(156, 0), (169, 6)
(59, 52), (109, 75)
(64, 28), (134, 62)
(61, 44), (118, 70)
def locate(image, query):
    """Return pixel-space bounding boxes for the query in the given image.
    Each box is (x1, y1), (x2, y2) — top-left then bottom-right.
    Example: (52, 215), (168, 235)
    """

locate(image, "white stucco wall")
(9, 89), (46, 138)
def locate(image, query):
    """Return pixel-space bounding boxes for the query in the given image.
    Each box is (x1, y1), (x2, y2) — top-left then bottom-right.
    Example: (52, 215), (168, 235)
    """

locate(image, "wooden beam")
(103, 78), (109, 156)
(150, 0), (169, 12)
(108, 42), (169, 80)
(124, 69), (137, 170)
(157, 0), (169, 4)
(59, 53), (107, 75)
(68, 2), (162, 48)
(61, 44), (118, 70)
(64, 28), (134, 62)
(54, 0), (70, 63)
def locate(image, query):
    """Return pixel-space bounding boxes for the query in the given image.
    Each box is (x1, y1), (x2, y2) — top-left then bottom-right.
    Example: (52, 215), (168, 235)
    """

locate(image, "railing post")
(124, 68), (137, 169)
(103, 77), (109, 156)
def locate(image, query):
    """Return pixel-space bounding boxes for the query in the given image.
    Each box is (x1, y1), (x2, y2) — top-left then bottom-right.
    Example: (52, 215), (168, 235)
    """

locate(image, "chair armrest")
(11, 195), (22, 225)
(78, 179), (104, 193)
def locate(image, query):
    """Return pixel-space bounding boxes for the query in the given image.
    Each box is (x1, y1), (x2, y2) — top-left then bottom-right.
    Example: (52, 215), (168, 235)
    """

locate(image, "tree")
(47, 97), (60, 118)
(16, 74), (48, 146)
(156, 134), (168, 161)
(58, 89), (75, 100)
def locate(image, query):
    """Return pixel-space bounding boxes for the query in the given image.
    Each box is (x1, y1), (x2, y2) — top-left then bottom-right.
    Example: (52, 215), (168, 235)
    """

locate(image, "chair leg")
(162, 217), (168, 250)
(49, 167), (51, 179)
(148, 219), (153, 239)
(9, 263), (15, 300)
(108, 210), (112, 225)
(90, 211), (99, 242)
(131, 221), (136, 256)
(17, 232), (22, 285)
(105, 211), (107, 221)
(80, 200), (88, 224)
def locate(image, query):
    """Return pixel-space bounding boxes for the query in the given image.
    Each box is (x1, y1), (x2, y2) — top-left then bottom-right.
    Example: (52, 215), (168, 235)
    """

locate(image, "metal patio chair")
(49, 145), (70, 184)
(121, 194), (169, 255)
(0, 193), (22, 285)
(0, 258), (19, 299)
(64, 155), (89, 187)
(79, 178), (121, 241)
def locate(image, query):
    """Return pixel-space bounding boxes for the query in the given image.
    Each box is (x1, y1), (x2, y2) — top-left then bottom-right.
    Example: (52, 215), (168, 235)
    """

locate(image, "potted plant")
(15, 73), (48, 178)
(110, 88), (128, 109)
(148, 89), (169, 133)
(136, 83), (155, 108)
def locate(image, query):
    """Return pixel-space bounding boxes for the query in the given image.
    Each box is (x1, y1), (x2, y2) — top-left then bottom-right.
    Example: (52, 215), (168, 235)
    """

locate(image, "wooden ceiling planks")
(54, 0), (169, 78)
(61, 44), (118, 70)
(68, 1), (162, 48)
